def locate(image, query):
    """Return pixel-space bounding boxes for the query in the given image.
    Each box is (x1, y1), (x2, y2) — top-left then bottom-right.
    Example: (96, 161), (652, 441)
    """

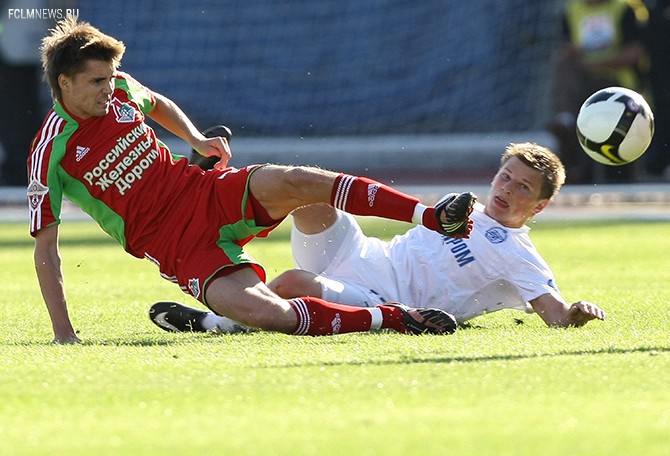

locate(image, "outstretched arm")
(530, 293), (606, 328)
(34, 224), (79, 344)
(148, 92), (231, 168)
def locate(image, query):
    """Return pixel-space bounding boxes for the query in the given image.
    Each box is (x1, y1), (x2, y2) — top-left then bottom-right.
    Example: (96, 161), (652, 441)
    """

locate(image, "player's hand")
(193, 135), (232, 169)
(567, 301), (606, 327)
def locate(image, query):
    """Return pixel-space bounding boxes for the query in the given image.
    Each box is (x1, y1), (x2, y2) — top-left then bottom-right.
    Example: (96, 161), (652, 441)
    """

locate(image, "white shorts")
(290, 211), (395, 307)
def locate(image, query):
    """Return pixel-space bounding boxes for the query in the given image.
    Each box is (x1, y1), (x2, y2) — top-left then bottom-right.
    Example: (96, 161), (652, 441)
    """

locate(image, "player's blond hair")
(41, 16), (126, 101)
(501, 142), (566, 200)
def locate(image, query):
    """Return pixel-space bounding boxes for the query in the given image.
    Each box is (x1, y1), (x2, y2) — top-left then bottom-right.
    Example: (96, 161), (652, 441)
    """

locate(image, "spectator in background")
(0, 0), (54, 186)
(642, 0), (670, 180)
(549, 0), (647, 184)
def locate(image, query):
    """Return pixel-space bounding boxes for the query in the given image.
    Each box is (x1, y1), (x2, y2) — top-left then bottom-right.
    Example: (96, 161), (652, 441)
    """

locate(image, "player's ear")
(532, 199), (550, 215)
(58, 73), (70, 93)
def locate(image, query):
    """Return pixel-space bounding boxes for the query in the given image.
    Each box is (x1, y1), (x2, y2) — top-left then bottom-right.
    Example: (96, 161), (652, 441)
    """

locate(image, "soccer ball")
(576, 87), (654, 166)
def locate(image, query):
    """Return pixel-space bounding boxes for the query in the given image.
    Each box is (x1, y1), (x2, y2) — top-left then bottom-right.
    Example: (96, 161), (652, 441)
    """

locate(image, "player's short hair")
(500, 142), (566, 200)
(41, 16), (126, 101)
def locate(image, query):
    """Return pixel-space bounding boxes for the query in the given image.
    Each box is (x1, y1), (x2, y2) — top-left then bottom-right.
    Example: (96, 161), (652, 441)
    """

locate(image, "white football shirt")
(291, 203), (561, 322)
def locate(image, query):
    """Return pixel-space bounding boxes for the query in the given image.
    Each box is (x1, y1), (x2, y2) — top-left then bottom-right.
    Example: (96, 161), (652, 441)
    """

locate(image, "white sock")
(367, 307), (383, 331)
(200, 313), (221, 331)
(411, 203), (428, 225)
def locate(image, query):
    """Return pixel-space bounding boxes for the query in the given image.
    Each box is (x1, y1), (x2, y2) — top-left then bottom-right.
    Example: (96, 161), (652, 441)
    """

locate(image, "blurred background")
(80, 0), (557, 136)
(0, 0), (567, 185)
(1, 0), (668, 196)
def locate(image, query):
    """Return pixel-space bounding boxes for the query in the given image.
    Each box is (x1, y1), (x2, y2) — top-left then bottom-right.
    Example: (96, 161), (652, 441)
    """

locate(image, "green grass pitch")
(1, 218), (669, 455)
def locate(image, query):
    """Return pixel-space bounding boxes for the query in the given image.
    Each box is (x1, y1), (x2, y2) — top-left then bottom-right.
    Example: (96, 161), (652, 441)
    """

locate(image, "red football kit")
(27, 72), (274, 303)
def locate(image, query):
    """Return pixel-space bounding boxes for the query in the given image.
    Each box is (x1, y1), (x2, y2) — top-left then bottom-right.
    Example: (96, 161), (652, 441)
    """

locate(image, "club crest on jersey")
(485, 227), (508, 244)
(111, 98), (136, 123)
(27, 179), (49, 210)
(188, 278), (201, 299)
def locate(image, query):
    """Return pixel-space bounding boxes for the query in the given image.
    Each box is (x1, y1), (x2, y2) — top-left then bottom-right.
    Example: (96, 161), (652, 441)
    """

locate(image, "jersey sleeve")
(27, 112), (66, 236)
(115, 71), (156, 114)
(512, 252), (562, 304)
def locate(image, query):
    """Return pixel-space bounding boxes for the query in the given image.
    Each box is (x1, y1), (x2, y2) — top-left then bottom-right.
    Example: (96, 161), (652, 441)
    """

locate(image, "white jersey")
(291, 203), (561, 322)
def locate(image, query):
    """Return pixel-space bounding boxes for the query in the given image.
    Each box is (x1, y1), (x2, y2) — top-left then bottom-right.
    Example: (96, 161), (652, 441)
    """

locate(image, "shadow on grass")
(1, 338), (178, 347)
(253, 345), (670, 369)
(3, 336), (667, 369)
(0, 332), (246, 347)
(404, 345), (669, 365)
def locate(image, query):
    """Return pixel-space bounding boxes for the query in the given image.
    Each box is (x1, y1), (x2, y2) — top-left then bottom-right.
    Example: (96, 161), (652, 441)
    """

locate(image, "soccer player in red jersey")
(29, 18), (476, 343)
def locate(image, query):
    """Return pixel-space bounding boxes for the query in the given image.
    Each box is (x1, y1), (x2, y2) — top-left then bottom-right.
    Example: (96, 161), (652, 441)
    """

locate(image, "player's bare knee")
(269, 269), (321, 299)
(291, 203), (339, 234)
(268, 269), (303, 297)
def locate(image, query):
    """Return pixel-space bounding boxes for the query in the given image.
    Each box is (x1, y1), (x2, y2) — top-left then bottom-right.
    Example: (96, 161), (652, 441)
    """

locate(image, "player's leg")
(204, 265), (457, 335)
(269, 271), (384, 308)
(248, 165), (475, 237)
(268, 269), (323, 299)
(290, 203), (339, 235)
(205, 266), (381, 334)
(149, 271), (384, 333)
(149, 258), (448, 335)
(191, 127), (475, 236)
(205, 266), (296, 332)
(272, 206), (392, 305)
(289, 206), (359, 273)
(150, 206), (378, 333)
(269, 205), (367, 298)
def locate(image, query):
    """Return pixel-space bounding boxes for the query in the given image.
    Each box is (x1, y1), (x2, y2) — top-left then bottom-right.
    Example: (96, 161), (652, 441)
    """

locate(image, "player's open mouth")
(494, 196), (509, 208)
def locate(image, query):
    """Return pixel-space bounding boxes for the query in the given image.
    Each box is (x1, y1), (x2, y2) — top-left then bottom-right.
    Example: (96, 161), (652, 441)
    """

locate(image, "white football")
(576, 87), (654, 165)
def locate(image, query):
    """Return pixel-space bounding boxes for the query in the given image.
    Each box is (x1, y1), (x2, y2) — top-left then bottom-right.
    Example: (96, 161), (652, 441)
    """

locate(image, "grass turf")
(0, 218), (668, 455)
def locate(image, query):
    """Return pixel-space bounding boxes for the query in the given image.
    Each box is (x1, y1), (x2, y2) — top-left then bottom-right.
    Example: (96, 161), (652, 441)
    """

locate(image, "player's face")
(484, 156), (550, 228)
(59, 59), (115, 119)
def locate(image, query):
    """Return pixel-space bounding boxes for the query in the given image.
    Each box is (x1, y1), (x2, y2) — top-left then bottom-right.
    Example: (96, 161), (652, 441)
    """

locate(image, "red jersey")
(27, 72), (278, 301)
(28, 72), (199, 256)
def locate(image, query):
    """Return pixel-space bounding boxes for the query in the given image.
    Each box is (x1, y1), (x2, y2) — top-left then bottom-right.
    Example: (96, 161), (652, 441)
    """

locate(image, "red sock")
(421, 207), (440, 232)
(288, 297), (406, 335)
(330, 174), (420, 223)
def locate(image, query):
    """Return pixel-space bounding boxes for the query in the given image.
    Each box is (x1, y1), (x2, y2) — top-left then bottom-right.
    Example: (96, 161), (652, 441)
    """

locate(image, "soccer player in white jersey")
(150, 142), (606, 333)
